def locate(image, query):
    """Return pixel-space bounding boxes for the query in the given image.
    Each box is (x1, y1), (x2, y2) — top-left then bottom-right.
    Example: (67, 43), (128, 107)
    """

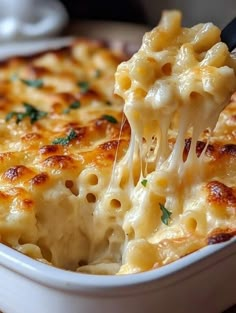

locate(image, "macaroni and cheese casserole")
(0, 11), (235, 275)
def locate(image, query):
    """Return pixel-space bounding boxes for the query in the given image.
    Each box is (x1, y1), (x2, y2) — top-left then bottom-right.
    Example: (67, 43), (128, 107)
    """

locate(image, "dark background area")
(60, 0), (148, 24)
(59, 0), (236, 28)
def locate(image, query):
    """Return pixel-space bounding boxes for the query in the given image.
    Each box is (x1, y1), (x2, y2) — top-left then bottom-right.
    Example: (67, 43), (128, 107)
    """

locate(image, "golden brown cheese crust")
(0, 39), (130, 250)
(182, 98), (236, 242)
(206, 181), (236, 207)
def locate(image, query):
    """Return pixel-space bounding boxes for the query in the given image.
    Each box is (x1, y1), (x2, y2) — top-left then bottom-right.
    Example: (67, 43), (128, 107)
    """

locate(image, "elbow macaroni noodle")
(0, 11), (235, 275)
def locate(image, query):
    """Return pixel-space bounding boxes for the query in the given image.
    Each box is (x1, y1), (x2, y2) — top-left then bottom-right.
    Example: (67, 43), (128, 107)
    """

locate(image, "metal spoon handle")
(221, 17), (236, 52)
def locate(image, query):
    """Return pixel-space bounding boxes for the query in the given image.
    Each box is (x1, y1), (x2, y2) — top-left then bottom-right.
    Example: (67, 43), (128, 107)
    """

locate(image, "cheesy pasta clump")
(114, 10), (236, 274)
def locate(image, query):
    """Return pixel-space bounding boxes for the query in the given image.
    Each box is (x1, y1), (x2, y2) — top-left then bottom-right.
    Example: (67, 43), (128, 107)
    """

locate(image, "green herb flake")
(63, 108), (70, 114)
(52, 129), (77, 146)
(94, 69), (102, 78)
(69, 101), (80, 109)
(141, 179), (148, 187)
(67, 129), (77, 141)
(63, 101), (81, 114)
(159, 203), (172, 226)
(77, 81), (89, 93)
(52, 137), (69, 146)
(5, 112), (16, 122)
(21, 79), (44, 88)
(10, 73), (18, 82)
(5, 103), (47, 124)
(101, 114), (118, 124)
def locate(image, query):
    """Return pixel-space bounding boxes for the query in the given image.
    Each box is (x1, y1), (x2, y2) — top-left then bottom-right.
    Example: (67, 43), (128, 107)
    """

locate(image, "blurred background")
(61, 0), (236, 52)
(60, 0), (236, 28)
(0, 0), (235, 43)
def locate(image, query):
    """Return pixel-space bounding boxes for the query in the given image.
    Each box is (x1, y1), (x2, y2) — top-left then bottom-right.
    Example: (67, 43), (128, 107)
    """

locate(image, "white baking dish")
(0, 238), (235, 313)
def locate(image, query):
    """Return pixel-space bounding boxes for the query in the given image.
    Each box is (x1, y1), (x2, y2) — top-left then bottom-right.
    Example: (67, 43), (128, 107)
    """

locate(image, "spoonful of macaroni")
(115, 10), (236, 177)
(113, 10), (236, 274)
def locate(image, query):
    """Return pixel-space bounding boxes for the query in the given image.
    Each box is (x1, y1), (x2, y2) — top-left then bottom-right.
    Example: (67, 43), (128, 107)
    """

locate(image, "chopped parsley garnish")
(141, 179), (148, 187)
(10, 73), (18, 81)
(69, 101), (80, 109)
(63, 101), (81, 114)
(52, 129), (77, 145)
(21, 78), (44, 88)
(6, 103), (47, 124)
(94, 69), (102, 78)
(159, 203), (172, 226)
(77, 81), (89, 93)
(101, 114), (118, 124)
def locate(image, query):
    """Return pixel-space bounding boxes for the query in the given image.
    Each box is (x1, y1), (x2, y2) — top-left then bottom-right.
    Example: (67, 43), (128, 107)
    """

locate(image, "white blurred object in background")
(141, 0), (236, 28)
(0, 0), (68, 41)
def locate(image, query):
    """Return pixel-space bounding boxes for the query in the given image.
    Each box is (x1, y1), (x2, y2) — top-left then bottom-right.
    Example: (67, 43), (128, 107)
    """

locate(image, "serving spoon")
(221, 17), (236, 51)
